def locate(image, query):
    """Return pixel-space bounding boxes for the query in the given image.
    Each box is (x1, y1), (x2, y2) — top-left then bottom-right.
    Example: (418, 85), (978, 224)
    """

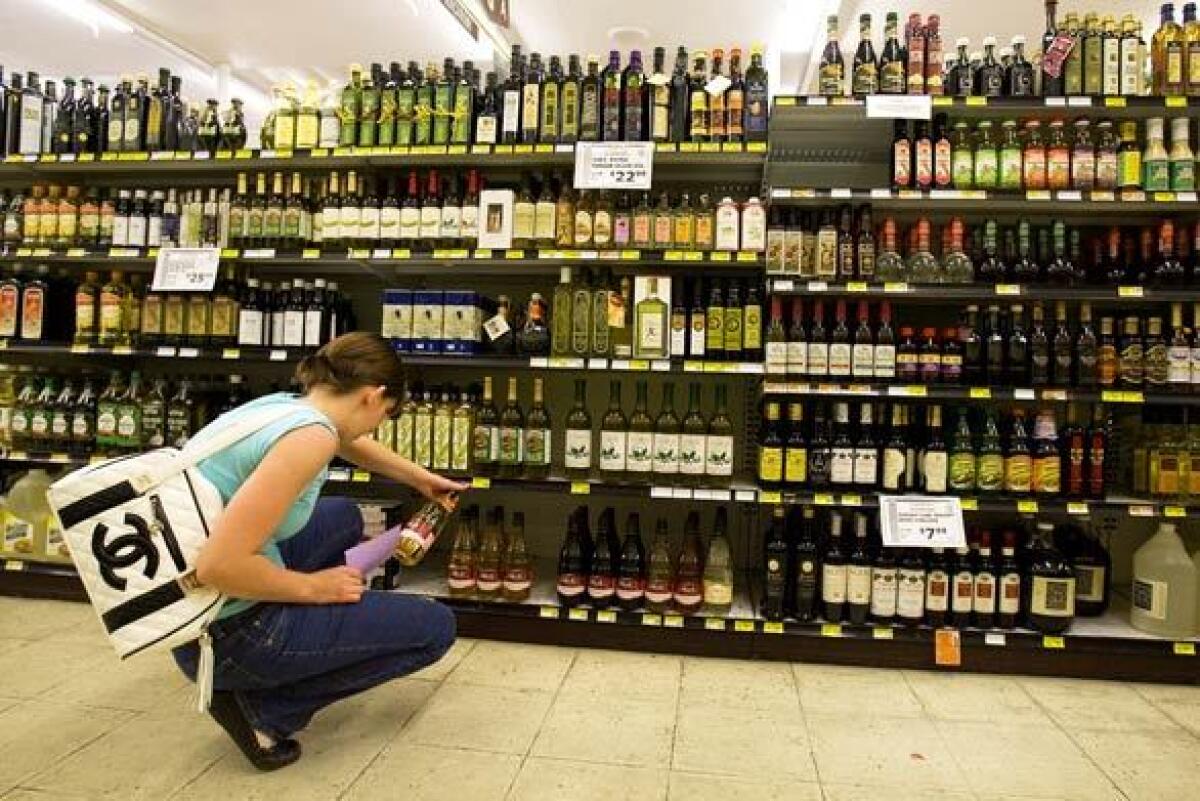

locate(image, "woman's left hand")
(420, 472), (470, 509)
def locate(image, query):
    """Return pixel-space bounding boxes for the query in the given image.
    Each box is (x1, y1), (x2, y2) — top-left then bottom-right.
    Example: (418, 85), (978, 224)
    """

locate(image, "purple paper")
(344, 526), (404, 574)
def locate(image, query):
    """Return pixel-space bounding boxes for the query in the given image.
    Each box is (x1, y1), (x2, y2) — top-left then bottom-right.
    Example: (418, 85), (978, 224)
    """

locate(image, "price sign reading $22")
(574, 142), (654, 190)
(879, 495), (967, 549)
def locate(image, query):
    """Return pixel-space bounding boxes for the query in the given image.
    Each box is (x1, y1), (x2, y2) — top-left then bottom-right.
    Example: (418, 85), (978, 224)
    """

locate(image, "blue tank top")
(189, 393), (337, 619)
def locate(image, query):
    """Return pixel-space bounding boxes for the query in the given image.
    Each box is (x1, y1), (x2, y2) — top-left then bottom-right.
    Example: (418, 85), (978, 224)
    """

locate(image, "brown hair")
(295, 332), (405, 399)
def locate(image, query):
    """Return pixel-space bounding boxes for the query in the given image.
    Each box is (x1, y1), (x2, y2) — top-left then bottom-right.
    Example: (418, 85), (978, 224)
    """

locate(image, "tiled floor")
(0, 596), (1198, 800)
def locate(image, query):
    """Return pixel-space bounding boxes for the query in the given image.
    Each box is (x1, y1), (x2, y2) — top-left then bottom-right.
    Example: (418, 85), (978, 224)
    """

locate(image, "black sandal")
(208, 690), (302, 771)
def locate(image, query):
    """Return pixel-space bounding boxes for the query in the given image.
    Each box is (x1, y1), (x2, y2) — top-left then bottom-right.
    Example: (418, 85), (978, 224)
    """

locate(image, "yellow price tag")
(1118, 286), (1144, 298)
(873, 626), (894, 640)
(642, 613), (662, 627)
(814, 493), (834, 505)
(112, 345), (133, 356)
(883, 282), (909, 293)
(1105, 97), (1127, 107)
(746, 141), (767, 153)
(842, 494), (862, 506)
(628, 360), (650, 371)
(763, 621), (784, 634)
(1043, 636), (1066, 649)
(965, 96), (987, 106)
(960, 498), (979, 511)
(596, 610), (616, 623)
(995, 284), (1021, 296)
(932, 96), (953, 106)
(710, 251), (731, 262)
(66, 248), (86, 258)
(734, 620), (756, 633)
(620, 250), (640, 260)
(1017, 500), (1039, 514)
(220, 248), (239, 259)
(664, 251), (683, 262)
(70, 345), (90, 355)
(568, 608), (589, 622)
(970, 387), (992, 399)
(700, 142), (721, 153)
(447, 145), (467, 154)
(513, 144), (533, 154)
(736, 251), (758, 263)
(905, 385), (927, 397)
(776, 96), (797, 106)
(1068, 502), (1089, 515)
(655, 142), (678, 152)
(221, 348), (240, 360)
(664, 615), (684, 628)
(471, 477), (492, 489)
(539, 606), (559, 619)
(1173, 642), (1196, 656)
(351, 470), (371, 483)
(759, 491), (782, 505)
(846, 281), (868, 292)
(392, 249), (411, 260)
(1165, 96), (1188, 107)
(570, 482), (591, 495)
(821, 624), (842, 637)
(704, 617), (726, 631)
(1164, 506), (1186, 518)
(302, 248), (321, 259)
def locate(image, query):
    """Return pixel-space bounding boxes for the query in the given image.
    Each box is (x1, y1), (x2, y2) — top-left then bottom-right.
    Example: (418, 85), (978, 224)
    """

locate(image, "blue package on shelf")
(381, 289), (413, 353)
(412, 290), (444, 353)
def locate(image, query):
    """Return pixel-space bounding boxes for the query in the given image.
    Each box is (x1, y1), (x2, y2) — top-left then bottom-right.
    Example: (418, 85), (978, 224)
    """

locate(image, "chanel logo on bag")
(91, 512), (161, 591)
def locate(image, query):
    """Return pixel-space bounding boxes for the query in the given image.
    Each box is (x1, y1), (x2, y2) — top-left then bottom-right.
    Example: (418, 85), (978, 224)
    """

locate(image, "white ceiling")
(0, 0), (1173, 142)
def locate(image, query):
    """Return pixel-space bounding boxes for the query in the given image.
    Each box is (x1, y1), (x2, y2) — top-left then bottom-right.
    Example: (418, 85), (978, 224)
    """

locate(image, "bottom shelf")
(3, 557), (1196, 684)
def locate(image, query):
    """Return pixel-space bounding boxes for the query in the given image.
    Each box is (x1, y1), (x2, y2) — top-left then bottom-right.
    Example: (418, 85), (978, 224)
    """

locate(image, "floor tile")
(672, 704), (816, 781)
(174, 679), (436, 801)
(1132, 683), (1200, 738)
(344, 743), (519, 801)
(938, 720), (1125, 801)
(903, 670), (1047, 723)
(408, 638), (476, 682)
(445, 640), (575, 692)
(808, 713), (967, 791)
(1020, 676), (1182, 733)
(41, 653), (188, 712)
(403, 683), (553, 754)
(680, 656), (797, 713)
(0, 598), (93, 640)
(0, 789), (94, 801)
(507, 757), (667, 801)
(0, 638), (30, 657)
(795, 663), (923, 718)
(558, 649), (681, 703)
(1073, 729), (1200, 801)
(822, 785), (976, 801)
(532, 695), (675, 767)
(667, 772), (823, 801)
(0, 699), (134, 793)
(0, 638), (108, 697)
(28, 705), (232, 800)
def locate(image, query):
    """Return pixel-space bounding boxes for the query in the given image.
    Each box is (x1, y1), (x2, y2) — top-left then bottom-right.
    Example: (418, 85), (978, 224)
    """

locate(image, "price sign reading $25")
(574, 142), (654, 190)
(879, 495), (967, 549)
(152, 247), (221, 292)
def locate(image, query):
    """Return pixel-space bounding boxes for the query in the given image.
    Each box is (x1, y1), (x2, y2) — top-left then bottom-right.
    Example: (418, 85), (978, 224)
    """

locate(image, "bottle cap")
(1012, 35), (1026, 46)
(956, 37), (970, 47)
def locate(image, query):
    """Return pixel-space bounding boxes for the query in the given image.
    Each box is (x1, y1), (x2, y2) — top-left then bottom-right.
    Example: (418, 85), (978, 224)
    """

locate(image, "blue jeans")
(173, 497), (456, 739)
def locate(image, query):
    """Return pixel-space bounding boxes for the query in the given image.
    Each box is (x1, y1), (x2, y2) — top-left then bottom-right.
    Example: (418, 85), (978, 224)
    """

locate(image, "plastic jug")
(6, 469), (54, 552)
(1131, 523), (1198, 638)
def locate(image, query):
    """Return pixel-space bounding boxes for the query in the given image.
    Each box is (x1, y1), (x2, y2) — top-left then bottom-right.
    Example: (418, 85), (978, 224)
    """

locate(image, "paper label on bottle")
(846, 565), (873, 605)
(1132, 577), (1168, 620)
(599, 430), (627, 471)
(1031, 577), (1076, 618)
(625, 431), (654, 473)
(652, 432), (680, 474)
(851, 344), (874, 377)
(679, 433), (707, 475)
(807, 343), (829, 376)
(564, 429), (592, 469)
(705, 435), (733, 477)
(870, 568), (898, 617)
(822, 564), (847, 604)
(765, 342), (788, 374)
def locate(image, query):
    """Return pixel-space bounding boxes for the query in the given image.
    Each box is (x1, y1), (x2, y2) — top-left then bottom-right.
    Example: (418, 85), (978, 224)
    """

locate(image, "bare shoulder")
(265, 423), (340, 465)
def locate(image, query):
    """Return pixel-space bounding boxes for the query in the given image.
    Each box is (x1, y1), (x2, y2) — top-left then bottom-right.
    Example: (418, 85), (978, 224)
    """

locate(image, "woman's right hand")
(305, 566), (365, 604)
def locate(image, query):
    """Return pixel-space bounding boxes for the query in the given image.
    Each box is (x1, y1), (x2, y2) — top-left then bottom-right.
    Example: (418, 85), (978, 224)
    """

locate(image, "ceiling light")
(40, 0), (134, 37)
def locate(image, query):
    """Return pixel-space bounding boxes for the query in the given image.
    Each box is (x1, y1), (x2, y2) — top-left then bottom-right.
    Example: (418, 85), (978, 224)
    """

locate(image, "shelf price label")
(568, 608), (589, 622)
(1042, 635), (1066, 649)
(763, 621), (784, 634)
(733, 620), (756, 633)
(704, 617), (726, 631)
(596, 610), (617, 623)
(539, 606), (560, 619)
(664, 615), (684, 628)
(820, 623), (842, 637)
(1173, 642), (1196, 656)
(879, 495), (966, 549)
(152, 247), (220, 292)
(573, 141), (654, 190)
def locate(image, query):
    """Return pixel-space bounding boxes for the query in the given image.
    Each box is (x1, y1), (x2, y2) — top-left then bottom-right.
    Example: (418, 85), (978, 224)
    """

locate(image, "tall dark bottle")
(615, 512), (647, 611)
(763, 506), (789, 621)
(792, 507), (821, 621)
(1042, 0), (1067, 96)
(587, 507), (618, 608)
(601, 51), (622, 142)
(821, 511), (848, 622)
(557, 508), (589, 607)
(622, 50), (645, 141)
(669, 46), (690, 142)
(852, 14), (880, 96)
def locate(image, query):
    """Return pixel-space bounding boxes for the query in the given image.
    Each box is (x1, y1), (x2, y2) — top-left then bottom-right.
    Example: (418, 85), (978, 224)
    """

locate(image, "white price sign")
(866, 94), (933, 120)
(879, 495), (967, 549)
(151, 247), (220, 292)
(574, 142), (654, 190)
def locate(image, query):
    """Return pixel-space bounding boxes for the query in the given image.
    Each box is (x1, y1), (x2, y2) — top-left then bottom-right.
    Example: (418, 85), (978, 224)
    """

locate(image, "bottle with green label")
(116, 371), (143, 453)
(1142, 117), (1170, 191)
(95, 371), (124, 454)
(950, 121), (974, 189)
(998, 120), (1023, 190)
(948, 407), (976, 493)
(338, 64), (363, 148)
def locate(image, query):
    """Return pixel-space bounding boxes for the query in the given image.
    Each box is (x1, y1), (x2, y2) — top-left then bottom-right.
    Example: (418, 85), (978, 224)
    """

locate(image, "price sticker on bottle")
(574, 141), (654, 190)
(879, 495), (966, 549)
(151, 247), (220, 292)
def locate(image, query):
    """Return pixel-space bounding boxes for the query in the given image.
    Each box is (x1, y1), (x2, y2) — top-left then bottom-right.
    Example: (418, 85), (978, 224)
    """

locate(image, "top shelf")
(0, 143), (767, 182)
(772, 94), (1200, 119)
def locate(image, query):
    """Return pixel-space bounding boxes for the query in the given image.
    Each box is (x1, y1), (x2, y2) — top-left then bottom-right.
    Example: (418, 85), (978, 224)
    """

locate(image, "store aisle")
(0, 596), (1197, 801)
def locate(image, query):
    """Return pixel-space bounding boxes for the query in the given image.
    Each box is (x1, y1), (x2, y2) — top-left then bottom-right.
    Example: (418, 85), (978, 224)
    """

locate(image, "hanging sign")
(574, 142), (654, 190)
(151, 247), (220, 292)
(879, 495), (967, 549)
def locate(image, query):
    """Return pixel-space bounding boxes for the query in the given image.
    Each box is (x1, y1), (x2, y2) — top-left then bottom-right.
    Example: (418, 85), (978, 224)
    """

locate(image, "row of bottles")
(815, 2), (1199, 98)
(756, 400), (1110, 499)
(890, 116), (1196, 193)
(762, 505), (1107, 636)
(0, 369), (227, 456)
(444, 505), (533, 601)
(323, 45), (768, 151)
(554, 506), (734, 615)
(0, 67), (246, 158)
(766, 209), (1200, 286)
(765, 298), (1200, 392)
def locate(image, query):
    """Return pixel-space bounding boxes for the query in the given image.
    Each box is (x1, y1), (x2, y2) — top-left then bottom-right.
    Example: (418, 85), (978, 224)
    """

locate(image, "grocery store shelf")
(0, 143), (767, 182)
(761, 381), (1200, 406)
(766, 279), (1198, 303)
(768, 186), (1197, 213)
(771, 93), (1200, 118)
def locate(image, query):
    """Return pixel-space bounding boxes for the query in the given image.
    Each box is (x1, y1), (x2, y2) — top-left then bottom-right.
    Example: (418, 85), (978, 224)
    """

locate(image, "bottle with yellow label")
(758, 401), (784, 487)
(1005, 410), (1034, 494)
(784, 402), (807, 487)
